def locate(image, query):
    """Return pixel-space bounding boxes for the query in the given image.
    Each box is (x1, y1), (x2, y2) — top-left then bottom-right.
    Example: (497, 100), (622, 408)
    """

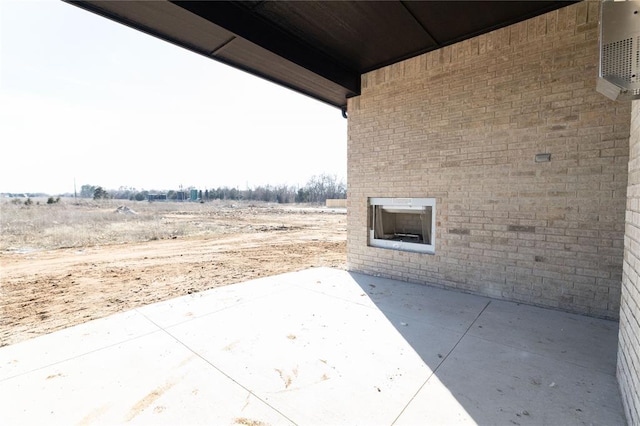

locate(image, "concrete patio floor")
(0, 267), (626, 425)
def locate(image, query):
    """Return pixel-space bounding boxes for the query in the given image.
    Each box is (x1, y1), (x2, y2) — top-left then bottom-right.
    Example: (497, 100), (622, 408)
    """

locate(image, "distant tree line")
(80, 185), (110, 200)
(78, 174), (346, 204)
(9, 196), (59, 206)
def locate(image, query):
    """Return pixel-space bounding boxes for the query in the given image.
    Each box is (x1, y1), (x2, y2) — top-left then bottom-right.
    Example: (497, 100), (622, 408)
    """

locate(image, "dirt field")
(0, 201), (346, 347)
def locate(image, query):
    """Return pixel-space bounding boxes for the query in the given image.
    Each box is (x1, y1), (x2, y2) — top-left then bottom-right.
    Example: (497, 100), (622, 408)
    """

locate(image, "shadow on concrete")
(348, 271), (626, 425)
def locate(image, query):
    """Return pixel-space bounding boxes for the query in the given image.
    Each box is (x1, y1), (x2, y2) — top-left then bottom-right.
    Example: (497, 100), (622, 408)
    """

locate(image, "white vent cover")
(597, 0), (640, 101)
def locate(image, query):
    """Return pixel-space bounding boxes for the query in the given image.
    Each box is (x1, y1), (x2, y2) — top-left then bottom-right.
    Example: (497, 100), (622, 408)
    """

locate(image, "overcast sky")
(0, 0), (347, 194)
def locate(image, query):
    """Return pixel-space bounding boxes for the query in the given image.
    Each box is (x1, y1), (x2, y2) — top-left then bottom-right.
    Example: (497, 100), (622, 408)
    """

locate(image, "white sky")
(0, 0), (347, 194)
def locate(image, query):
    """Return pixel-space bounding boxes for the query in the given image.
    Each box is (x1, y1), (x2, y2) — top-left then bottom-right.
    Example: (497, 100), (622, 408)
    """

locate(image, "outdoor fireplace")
(368, 198), (436, 254)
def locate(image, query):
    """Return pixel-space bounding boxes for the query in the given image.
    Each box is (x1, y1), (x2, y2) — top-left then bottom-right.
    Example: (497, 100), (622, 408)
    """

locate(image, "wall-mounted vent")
(597, 1), (640, 101)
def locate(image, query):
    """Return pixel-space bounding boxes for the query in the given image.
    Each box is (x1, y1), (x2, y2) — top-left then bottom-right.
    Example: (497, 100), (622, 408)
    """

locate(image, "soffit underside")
(67, 1), (578, 109)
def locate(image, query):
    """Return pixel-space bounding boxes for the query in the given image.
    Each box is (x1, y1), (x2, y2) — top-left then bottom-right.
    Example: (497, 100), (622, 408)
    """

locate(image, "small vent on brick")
(535, 153), (551, 163)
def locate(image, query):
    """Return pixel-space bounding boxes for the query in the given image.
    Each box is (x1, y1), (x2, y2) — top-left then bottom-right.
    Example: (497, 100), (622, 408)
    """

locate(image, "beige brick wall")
(347, 1), (631, 319)
(620, 100), (640, 425)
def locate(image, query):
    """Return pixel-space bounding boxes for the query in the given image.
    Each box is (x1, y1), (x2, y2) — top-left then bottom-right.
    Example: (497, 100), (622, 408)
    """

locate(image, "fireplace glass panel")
(368, 198), (435, 254)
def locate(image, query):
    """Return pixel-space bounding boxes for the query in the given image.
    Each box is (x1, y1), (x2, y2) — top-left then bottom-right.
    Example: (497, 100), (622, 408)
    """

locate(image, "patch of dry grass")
(0, 198), (242, 251)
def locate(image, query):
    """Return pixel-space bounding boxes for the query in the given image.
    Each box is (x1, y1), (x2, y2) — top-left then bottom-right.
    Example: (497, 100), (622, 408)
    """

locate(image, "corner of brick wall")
(347, 1), (629, 319)
(619, 100), (640, 425)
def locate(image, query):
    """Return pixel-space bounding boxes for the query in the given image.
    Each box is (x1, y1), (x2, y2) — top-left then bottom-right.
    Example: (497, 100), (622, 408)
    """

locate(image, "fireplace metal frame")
(368, 197), (436, 254)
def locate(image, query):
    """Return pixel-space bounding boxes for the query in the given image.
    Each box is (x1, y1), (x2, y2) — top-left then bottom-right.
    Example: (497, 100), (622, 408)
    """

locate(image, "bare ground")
(0, 204), (346, 346)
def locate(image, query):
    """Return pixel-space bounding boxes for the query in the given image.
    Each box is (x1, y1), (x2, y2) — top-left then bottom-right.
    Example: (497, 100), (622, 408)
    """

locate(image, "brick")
(347, 3), (627, 325)
(618, 100), (640, 425)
